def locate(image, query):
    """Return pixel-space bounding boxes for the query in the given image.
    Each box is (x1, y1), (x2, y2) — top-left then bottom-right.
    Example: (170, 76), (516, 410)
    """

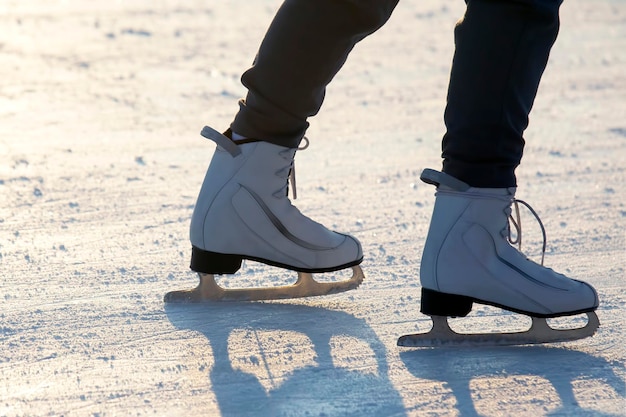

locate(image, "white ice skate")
(398, 169), (599, 347)
(164, 127), (364, 302)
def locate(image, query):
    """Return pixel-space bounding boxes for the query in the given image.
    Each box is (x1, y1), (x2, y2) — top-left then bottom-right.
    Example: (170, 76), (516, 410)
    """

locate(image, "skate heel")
(420, 288), (473, 317)
(190, 246), (242, 274)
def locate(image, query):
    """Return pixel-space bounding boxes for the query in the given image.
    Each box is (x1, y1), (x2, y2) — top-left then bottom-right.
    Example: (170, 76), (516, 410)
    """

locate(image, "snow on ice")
(0, 0), (624, 416)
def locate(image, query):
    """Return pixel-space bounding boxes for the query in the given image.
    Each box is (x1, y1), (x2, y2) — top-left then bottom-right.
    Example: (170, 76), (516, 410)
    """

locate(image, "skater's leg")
(231, 0), (399, 147)
(416, 0), (598, 330)
(191, 0), (398, 264)
(442, 0), (563, 188)
(175, 1), (399, 301)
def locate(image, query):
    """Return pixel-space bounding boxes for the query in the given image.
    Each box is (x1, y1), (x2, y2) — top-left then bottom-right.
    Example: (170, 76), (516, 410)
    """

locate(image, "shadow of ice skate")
(165, 302), (405, 417)
(400, 346), (625, 417)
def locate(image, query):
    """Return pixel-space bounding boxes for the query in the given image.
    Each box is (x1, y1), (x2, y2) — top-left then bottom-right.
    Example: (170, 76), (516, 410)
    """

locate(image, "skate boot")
(398, 169), (599, 347)
(164, 126), (364, 302)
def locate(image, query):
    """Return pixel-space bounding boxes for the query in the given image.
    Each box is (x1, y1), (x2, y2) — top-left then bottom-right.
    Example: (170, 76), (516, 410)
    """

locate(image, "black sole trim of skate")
(190, 247), (242, 274)
(190, 245), (363, 274)
(420, 288), (598, 319)
(420, 288), (473, 317)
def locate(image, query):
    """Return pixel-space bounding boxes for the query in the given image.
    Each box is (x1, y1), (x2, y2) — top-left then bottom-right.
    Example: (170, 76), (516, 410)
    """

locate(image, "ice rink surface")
(1, 0), (624, 415)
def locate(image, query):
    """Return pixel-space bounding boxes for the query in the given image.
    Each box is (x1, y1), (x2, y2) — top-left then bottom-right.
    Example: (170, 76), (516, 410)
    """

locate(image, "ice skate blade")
(397, 312), (600, 348)
(163, 266), (364, 303)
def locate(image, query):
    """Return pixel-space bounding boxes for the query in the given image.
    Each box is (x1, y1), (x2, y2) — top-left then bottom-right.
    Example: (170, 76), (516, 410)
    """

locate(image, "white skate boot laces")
(276, 137), (309, 200)
(507, 198), (547, 265)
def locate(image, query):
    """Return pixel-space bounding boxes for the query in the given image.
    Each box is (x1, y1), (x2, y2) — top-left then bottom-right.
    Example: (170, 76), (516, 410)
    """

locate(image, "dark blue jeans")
(230, 0), (563, 187)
